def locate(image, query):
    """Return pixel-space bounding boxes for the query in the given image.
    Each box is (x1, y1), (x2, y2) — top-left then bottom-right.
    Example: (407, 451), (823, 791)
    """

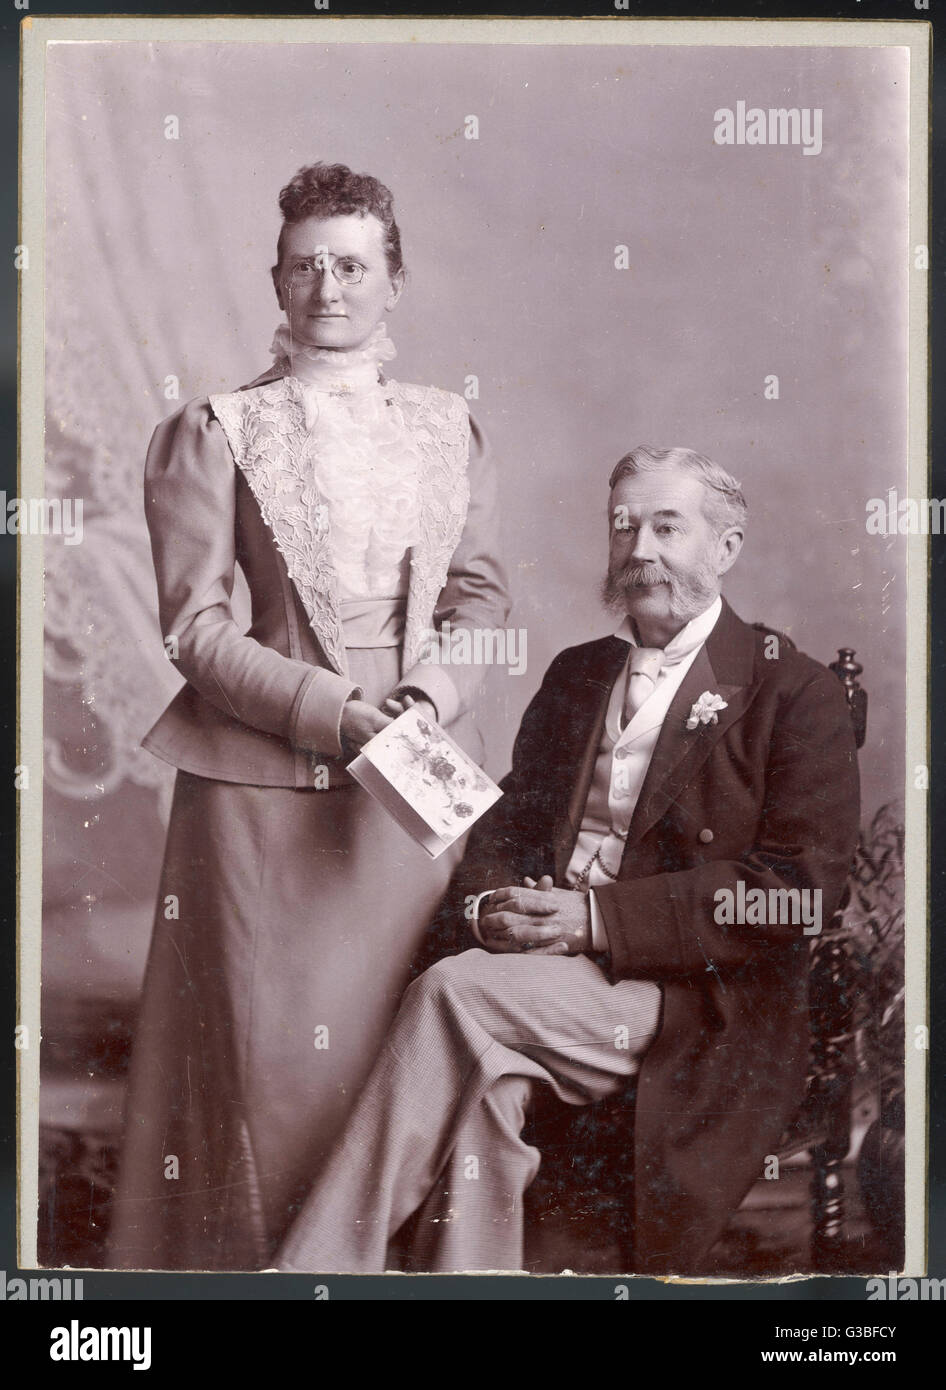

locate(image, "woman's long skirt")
(108, 658), (467, 1270)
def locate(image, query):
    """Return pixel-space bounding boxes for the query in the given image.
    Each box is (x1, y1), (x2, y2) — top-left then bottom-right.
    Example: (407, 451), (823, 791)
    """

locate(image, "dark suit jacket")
(439, 597), (860, 1274)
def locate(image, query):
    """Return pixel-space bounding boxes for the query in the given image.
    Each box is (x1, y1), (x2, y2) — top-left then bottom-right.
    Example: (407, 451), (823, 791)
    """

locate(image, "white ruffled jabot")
(270, 320), (423, 600)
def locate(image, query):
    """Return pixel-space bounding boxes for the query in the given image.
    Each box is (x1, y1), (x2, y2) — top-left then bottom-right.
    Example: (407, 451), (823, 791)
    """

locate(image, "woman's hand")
(382, 692), (437, 722)
(340, 699), (393, 751)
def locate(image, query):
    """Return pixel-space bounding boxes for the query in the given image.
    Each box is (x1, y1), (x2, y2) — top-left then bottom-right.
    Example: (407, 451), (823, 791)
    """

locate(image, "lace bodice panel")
(302, 386), (422, 601)
(209, 372), (471, 678)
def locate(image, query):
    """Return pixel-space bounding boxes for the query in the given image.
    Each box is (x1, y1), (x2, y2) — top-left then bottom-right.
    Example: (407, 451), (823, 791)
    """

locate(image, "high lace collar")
(270, 320), (397, 396)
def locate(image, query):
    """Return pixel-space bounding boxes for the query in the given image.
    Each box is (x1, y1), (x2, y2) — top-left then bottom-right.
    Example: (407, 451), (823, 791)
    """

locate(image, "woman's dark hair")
(275, 162), (404, 277)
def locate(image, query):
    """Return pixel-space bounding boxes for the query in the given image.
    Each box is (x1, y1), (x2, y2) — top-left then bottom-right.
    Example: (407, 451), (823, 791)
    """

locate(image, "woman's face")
(272, 212), (404, 353)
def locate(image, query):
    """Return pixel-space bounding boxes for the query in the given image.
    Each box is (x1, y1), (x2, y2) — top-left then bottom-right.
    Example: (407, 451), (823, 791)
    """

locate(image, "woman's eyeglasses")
(286, 253), (367, 287)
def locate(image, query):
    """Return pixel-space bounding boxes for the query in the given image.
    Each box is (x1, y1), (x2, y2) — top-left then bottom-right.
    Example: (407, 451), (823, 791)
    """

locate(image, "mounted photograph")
(17, 14), (929, 1283)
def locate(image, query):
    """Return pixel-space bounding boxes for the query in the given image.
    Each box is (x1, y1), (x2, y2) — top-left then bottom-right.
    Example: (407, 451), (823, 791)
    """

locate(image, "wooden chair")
(523, 643), (869, 1275)
(780, 646), (868, 1268)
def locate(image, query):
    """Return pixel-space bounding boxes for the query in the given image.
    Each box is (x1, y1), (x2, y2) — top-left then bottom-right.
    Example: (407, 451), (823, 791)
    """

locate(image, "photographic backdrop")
(40, 37), (909, 1225)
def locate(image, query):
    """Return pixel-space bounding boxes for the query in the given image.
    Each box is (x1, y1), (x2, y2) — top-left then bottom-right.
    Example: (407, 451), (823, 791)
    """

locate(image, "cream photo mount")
(17, 13), (931, 1283)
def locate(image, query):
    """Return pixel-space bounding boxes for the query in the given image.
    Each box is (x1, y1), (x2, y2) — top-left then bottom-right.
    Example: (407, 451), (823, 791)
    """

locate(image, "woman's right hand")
(340, 699), (393, 751)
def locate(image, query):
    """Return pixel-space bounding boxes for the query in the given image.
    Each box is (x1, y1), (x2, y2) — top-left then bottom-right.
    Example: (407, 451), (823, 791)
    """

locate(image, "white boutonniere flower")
(686, 691), (728, 730)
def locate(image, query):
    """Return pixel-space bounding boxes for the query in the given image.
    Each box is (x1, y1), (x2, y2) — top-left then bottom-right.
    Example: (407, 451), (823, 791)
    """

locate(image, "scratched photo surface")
(36, 34), (910, 1276)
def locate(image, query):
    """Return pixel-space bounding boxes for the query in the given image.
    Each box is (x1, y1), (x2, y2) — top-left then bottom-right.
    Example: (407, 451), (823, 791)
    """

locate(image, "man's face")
(603, 467), (742, 635)
(272, 213), (404, 353)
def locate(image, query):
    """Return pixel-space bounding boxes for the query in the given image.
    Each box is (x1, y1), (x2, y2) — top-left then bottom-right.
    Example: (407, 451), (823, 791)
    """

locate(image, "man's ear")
(715, 526), (744, 576)
(271, 264), (285, 313)
(385, 267), (406, 312)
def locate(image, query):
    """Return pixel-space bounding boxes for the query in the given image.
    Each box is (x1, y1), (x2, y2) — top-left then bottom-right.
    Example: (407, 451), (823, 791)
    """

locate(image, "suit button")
(698, 828), (714, 843)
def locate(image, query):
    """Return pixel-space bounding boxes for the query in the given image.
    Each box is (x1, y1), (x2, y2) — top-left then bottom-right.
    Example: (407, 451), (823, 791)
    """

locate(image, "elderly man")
(275, 445), (860, 1276)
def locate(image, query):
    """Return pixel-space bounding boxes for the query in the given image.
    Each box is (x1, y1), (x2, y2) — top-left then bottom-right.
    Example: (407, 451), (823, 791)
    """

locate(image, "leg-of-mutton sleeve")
(398, 410), (512, 726)
(144, 398), (363, 759)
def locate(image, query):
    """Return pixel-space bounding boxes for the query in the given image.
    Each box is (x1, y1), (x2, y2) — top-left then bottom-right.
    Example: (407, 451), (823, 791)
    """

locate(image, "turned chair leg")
(810, 1135), (848, 1265)
(807, 650), (864, 1268)
(808, 923), (855, 1270)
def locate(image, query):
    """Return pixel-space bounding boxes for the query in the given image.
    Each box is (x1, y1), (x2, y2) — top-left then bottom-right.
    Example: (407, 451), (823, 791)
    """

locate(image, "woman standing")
(108, 163), (510, 1270)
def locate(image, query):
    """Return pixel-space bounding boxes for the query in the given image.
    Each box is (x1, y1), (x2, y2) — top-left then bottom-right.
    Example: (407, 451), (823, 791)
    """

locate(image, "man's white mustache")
(616, 564), (672, 587)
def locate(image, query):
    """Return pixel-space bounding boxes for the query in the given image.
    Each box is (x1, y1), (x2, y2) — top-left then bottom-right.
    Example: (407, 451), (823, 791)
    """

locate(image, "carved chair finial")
(829, 648), (868, 750)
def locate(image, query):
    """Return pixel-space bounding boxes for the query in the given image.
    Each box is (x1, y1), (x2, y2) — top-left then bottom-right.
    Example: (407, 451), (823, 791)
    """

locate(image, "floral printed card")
(348, 706), (502, 858)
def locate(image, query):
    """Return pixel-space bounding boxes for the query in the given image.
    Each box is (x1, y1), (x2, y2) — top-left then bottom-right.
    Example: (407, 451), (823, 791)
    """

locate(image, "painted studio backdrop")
(40, 38), (909, 1267)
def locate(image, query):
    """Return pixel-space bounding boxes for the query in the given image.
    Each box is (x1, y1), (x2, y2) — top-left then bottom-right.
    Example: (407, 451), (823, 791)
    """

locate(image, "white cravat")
(621, 645), (664, 726)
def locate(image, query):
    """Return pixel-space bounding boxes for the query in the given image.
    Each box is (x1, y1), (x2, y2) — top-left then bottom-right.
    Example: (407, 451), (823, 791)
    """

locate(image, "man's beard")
(600, 558), (720, 624)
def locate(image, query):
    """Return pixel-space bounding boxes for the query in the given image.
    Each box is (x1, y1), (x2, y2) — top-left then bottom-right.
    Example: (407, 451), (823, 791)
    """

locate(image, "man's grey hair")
(608, 445), (748, 536)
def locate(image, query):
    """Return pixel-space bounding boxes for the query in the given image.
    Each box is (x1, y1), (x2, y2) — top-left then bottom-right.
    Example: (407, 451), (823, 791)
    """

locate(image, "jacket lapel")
(552, 636), (629, 881)
(210, 375), (349, 677)
(401, 387), (471, 672)
(622, 598), (759, 851)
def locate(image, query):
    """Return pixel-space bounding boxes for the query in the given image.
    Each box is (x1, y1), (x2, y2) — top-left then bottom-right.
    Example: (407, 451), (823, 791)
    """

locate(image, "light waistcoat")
(566, 596), (723, 889)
